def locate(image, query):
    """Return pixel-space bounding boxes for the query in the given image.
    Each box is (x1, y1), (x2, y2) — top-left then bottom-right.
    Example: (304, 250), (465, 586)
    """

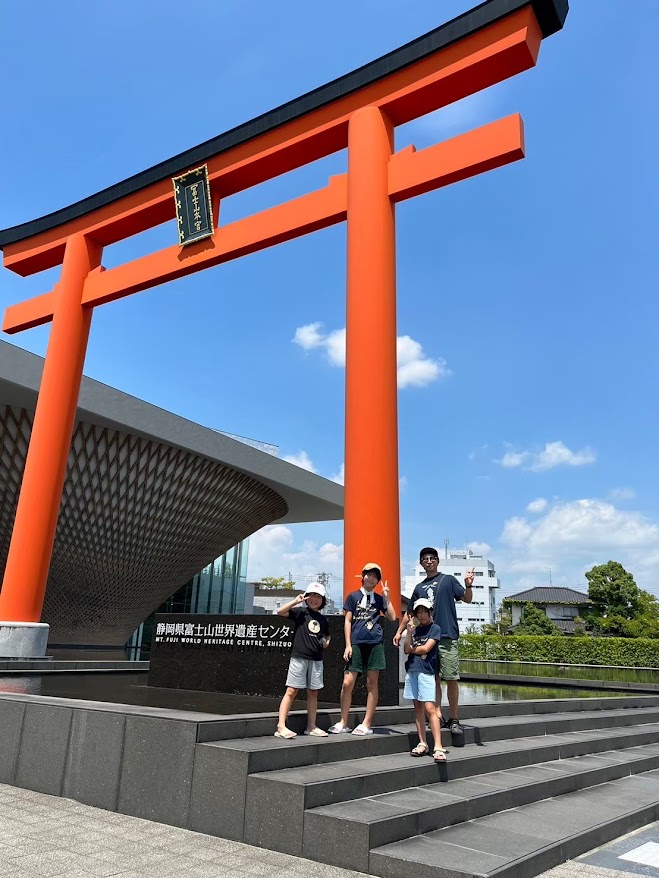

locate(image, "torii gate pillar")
(344, 106), (400, 608)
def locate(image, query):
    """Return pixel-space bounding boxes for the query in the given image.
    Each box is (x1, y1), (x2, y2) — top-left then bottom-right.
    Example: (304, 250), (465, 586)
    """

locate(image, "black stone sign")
(173, 165), (214, 245)
(148, 613), (400, 706)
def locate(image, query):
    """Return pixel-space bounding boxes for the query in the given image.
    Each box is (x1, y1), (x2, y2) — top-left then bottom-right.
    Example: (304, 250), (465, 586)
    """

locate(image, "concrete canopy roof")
(0, 341), (343, 646)
(0, 341), (343, 525)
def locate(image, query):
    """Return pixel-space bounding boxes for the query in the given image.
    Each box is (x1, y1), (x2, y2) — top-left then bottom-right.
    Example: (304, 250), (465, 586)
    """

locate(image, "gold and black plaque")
(173, 165), (214, 245)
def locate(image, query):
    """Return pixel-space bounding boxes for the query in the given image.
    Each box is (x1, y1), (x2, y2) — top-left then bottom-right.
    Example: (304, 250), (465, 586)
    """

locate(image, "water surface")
(461, 660), (659, 684)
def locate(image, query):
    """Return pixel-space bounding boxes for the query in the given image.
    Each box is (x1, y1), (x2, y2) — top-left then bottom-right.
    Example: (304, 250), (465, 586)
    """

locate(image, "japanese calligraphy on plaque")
(154, 619), (293, 648)
(172, 165), (214, 245)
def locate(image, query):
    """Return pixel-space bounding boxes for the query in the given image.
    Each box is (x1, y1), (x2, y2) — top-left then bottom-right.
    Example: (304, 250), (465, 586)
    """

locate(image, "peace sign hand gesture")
(382, 580), (390, 603)
(464, 567), (475, 588)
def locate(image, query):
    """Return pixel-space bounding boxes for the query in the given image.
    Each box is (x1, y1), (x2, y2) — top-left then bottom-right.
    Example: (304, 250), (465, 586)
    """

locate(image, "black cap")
(419, 547), (439, 560)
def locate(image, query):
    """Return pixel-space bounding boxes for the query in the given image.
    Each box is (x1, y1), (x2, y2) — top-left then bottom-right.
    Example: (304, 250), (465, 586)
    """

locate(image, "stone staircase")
(191, 695), (659, 878)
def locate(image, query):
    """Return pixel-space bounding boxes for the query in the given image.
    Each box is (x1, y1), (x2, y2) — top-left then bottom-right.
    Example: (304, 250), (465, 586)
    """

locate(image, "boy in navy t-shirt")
(329, 562), (397, 736)
(403, 598), (446, 762)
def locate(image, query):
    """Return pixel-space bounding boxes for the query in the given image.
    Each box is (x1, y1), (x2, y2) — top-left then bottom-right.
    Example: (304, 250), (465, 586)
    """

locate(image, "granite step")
(302, 742), (659, 873)
(242, 721), (659, 855)
(369, 769), (659, 878)
(195, 695), (659, 741)
(200, 705), (659, 775)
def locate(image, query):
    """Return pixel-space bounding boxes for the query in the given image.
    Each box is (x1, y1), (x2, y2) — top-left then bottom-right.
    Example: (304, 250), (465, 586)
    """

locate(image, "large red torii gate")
(0, 0), (567, 653)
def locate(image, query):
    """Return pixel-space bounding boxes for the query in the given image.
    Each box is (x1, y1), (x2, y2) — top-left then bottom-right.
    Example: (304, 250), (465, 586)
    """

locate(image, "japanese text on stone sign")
(154, 620), (293, 647)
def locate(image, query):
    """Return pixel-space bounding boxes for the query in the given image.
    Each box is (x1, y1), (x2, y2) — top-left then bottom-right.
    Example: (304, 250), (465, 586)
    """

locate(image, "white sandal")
(328, 722), (351, 734)
(351, 723), (373, 736)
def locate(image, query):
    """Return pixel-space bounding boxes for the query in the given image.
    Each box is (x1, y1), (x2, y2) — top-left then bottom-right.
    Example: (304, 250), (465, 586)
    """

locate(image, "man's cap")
(419, 547), (439, 560)
(413, 597), (434, 612)
(361, 563), (382, 576)
(304, 582), (326, 598)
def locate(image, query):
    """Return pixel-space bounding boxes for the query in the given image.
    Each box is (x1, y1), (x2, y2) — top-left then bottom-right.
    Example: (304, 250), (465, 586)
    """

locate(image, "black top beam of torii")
(0, 0), (567, 250)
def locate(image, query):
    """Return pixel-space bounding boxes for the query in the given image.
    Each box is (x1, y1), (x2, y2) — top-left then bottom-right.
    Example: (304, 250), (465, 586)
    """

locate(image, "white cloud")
(501, 499), (659, 552)
(247, 525), (295, 581)
(330, 463), (345, 485)
(469, 541), (491, 555)
(282, 450), (317, 473)
(283, 451), (346, 485)
(325, 328), (346, 367)
(501, 516), (534, 545)
(498, 441), (596, 472)
(247, 524), (343, 587)
(498, 498), (659, 596)
(293, 323), (450, 389)
(292, 322), (324, 350)
(526, 497), (548, 514)
(396, 335), (450, 388)
(505, 558), (552, 575)
(500, 450), (530, 469)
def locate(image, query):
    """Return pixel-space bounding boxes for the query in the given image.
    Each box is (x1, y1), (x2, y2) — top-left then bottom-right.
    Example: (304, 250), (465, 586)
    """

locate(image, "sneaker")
(439, 717), (449, 729)
(448, 719), (464, 736)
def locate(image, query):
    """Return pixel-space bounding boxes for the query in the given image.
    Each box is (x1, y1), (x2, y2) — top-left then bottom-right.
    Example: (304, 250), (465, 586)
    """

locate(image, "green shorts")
(437, 638), (460, 681)
(345, 642), (386, 674)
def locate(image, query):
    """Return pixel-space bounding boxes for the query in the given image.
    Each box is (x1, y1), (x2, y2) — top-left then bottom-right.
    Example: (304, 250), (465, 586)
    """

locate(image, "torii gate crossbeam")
(0, 0), (567, 655)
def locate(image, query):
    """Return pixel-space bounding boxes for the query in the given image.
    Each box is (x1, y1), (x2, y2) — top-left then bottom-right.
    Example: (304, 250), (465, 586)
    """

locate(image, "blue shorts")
(403, 671), (436, 703)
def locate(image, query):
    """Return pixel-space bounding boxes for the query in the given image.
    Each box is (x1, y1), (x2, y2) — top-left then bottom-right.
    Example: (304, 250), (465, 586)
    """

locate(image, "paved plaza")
(0, 783), (365, 878)
(0, 783), (655, 878)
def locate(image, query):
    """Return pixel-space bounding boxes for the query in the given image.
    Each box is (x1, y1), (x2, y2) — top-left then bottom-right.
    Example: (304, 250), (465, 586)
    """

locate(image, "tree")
(482, 602), (512, 635)
(583, 561), (658, 637)
(603, 587), (659, 638)
(631, 589), (659, 637)
(572, 615), (586, 636)
(259, 576), (295, 589)
(515, 602), (561, 636)
(585, 561), (641, 619)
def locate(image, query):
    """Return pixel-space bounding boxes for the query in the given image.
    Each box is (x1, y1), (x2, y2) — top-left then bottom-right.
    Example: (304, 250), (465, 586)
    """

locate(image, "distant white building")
(403, 548), (499, 632)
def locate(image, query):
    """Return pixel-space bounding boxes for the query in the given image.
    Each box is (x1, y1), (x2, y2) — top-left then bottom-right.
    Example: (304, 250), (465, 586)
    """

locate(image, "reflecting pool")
(461, 660), (659, 685)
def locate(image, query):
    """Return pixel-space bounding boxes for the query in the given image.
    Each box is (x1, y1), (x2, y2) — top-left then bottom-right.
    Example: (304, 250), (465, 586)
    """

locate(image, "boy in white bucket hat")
(404, 597), (446, 762)
(275, 582), (331, 739)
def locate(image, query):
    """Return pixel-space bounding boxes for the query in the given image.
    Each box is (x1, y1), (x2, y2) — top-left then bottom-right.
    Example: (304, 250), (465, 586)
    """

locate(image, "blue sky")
(1, 1), (657, 602)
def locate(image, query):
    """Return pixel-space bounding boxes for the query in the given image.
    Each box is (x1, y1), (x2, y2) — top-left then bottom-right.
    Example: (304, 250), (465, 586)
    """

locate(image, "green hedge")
(459, 634), (659, 667)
